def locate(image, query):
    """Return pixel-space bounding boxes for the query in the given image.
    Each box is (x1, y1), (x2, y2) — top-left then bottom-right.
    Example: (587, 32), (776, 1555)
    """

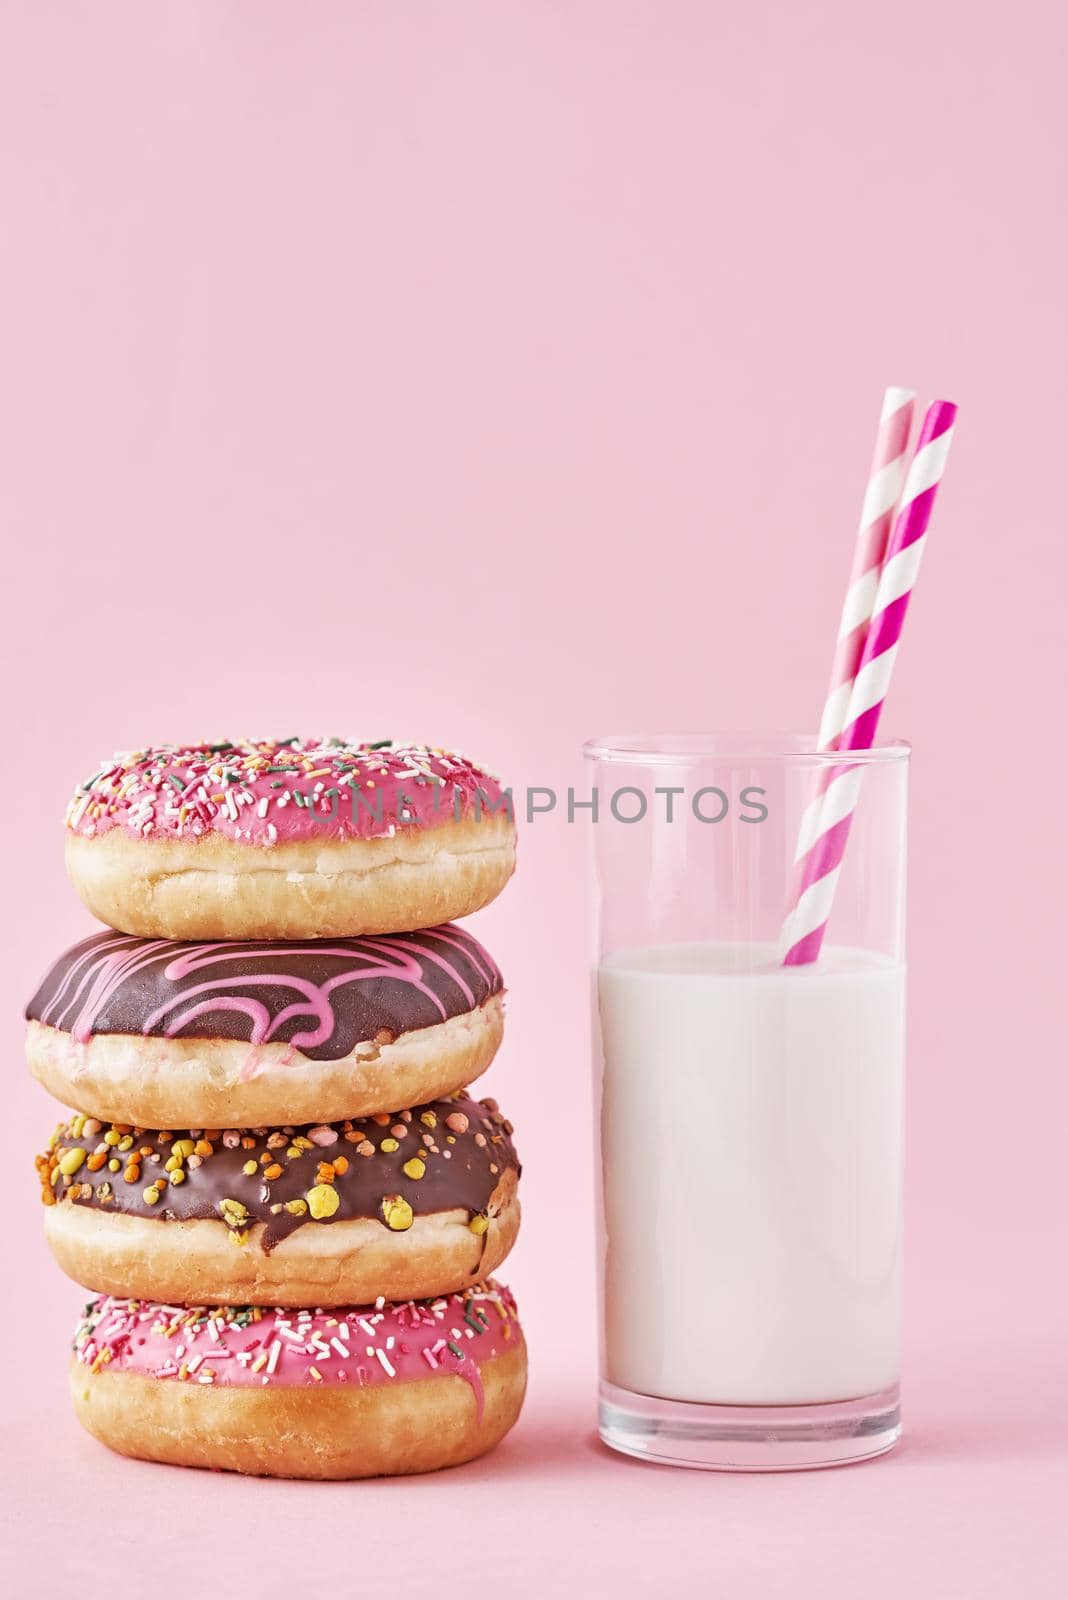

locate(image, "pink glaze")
(74, 1283), (521, 1418)
(66, 739), (510, 845)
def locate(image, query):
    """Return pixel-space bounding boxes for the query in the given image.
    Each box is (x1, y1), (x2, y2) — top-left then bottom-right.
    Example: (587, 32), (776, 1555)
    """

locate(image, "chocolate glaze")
(39, 1093), (519, 1253)
(26, 925), (502, 1060)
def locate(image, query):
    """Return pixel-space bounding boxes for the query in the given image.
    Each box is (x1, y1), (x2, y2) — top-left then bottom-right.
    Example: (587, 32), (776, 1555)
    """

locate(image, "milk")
(597, 943), (904, 1406)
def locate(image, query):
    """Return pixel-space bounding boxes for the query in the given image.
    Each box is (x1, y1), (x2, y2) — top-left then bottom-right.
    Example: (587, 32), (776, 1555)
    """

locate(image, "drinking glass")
(586, 733), (908, 1470)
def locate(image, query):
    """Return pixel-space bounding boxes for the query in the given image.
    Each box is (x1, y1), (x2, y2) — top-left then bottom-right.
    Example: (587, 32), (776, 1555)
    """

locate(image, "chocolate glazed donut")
(25, 926), (506, 1127)
(38, 1094), (521, 1306)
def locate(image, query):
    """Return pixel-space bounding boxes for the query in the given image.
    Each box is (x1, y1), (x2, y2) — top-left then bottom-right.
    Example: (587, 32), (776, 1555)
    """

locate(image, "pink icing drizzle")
(152, 937), (469, 1050)
(74, 1284), (521, 1418)
(66, 739), (509, 845)
(33, 926), (496, 1051)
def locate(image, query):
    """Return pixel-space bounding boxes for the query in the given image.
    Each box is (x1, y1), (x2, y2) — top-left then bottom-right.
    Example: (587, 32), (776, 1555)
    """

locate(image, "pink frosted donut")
(65, 738), (516, 939)
(70, 1282), (526, 1478)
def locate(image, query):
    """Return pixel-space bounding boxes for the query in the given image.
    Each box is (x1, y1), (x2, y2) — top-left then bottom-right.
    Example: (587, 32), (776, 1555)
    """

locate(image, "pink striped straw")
(817, 386), (916, 749)
(782, 398), (958, 966)
(787, 387), (914, 883)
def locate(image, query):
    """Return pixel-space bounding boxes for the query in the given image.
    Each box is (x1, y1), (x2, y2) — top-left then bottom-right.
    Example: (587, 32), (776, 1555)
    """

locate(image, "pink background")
(2, 2), (1065, 1591)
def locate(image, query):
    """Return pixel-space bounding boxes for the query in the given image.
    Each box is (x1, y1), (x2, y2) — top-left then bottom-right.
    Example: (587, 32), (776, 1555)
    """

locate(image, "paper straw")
(817, 386), (917, 750)
(789, 385), (914, 876)
(788, 386), (916, 870)
(782, 398), (957, 965)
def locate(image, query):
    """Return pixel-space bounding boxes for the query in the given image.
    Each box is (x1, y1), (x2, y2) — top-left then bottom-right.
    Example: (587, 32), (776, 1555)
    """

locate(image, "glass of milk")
(586, 733), (908, 1470)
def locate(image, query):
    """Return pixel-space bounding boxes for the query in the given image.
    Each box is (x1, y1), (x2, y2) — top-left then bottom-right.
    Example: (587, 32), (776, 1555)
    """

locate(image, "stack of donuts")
(28, 739), (524, 1479)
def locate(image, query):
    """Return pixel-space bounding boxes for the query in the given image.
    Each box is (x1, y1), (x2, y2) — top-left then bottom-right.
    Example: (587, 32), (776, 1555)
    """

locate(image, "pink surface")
(1, 1), (1065, 1592)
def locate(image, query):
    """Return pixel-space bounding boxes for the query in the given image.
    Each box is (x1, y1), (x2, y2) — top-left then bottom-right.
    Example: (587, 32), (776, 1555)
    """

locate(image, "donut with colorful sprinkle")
(65, 738), (516, 939)
(38, 1092), (521, 1306)
(25, 924), (505, 1126)
(70, 1282), (526, 1478)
